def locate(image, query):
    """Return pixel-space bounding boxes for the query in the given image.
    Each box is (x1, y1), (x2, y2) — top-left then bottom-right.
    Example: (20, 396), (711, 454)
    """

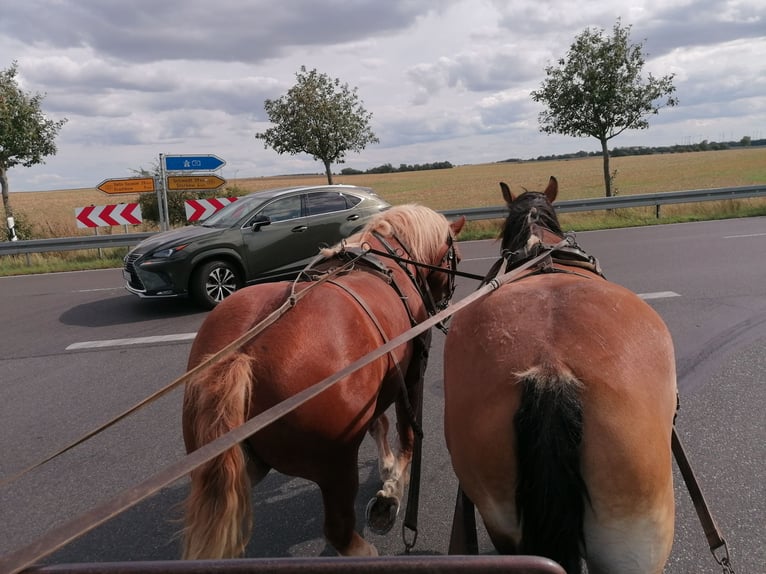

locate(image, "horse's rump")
(444, 273), (677, 573)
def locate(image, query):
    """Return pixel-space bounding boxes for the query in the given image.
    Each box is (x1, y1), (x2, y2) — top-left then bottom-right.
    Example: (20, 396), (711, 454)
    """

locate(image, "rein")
(0, 240), (567, 574)
(365, 245), (485, 281)
(672, 428), (736, 573)
(0, 251), (364, 491)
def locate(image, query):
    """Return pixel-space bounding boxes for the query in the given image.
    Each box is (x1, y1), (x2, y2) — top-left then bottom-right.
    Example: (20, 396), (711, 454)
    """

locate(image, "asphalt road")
(1, 217), (764, 573)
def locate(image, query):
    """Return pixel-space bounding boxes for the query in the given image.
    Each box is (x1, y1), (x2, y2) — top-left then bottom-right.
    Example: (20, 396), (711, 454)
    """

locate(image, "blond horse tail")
(182, 352), (254, 559)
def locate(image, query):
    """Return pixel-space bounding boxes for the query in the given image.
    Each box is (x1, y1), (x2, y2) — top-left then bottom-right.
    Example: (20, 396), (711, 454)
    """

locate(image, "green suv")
(123, 184), (390, 309)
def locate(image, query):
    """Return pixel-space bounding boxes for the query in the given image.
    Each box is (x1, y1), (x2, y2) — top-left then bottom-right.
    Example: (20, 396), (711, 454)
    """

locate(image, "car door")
(240, 194), (315, 279)
(302, 190), (364, 250)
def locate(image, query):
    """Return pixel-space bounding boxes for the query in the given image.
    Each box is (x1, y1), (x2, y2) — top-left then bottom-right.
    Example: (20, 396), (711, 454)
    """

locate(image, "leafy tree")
(531, 20), (678, 196)
(0, 61), (67, 238)
(255, 66), (379, 184)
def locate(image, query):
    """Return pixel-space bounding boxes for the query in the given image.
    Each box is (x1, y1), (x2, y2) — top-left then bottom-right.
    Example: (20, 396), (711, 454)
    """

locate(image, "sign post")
(160, 154), (227, 231)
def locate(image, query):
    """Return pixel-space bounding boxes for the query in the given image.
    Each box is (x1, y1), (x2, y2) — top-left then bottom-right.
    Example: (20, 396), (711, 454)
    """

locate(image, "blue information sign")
(164, 154), (225, 171)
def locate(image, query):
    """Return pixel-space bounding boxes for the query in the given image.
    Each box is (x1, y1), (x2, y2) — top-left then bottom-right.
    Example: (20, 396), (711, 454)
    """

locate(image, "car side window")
(256, 195), (303, 223)
(306, 192), (350, 216)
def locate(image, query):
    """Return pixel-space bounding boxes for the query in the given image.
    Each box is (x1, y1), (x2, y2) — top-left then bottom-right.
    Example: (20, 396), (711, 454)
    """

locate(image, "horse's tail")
(182, 352), (254, 560)
(514, 370), (588, 574)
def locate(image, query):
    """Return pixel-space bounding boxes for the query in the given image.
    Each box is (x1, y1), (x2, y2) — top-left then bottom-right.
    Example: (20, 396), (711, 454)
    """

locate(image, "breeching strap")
(0, 241), (565, 574)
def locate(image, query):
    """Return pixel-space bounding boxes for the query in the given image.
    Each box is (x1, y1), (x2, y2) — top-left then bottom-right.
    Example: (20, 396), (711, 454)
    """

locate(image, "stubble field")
(7, 148), (765, 240)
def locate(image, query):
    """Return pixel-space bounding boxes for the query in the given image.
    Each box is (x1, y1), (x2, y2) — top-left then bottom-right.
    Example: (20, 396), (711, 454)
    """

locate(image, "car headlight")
(150, 245), (187, 259)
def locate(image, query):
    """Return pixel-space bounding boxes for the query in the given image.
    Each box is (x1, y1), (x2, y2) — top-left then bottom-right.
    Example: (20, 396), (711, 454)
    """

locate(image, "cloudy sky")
(1, 0), (764, 192)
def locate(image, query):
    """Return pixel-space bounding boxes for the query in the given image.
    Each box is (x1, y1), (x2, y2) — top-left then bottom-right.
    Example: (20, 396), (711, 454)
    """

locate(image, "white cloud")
(0, 0), (763, 192)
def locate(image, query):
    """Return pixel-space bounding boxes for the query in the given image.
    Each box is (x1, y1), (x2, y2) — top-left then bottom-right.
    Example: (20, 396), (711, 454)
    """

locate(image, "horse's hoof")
(365, 495), (400, 535)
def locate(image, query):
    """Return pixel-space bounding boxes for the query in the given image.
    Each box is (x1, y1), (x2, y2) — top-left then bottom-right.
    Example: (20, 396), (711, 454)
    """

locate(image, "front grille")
(124, 253), (145, 290)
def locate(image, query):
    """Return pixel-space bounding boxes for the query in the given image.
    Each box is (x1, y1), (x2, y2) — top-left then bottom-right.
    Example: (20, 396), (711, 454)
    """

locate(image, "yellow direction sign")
(97, 177), (155, 194)
(167, 175), (226, 191)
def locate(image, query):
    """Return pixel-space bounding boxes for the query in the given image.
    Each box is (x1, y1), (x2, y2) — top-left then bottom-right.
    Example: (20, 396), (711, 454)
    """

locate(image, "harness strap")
(402, 330), (430, 553)
(501, 234), (604, 279)
(327, 279), (423, 439)
(672, 428), (736, 573)
(365, 246), (484, 281)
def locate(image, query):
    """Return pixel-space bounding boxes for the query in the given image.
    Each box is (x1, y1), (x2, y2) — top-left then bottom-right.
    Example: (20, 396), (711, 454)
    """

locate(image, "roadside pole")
(158, 153), (169, 231)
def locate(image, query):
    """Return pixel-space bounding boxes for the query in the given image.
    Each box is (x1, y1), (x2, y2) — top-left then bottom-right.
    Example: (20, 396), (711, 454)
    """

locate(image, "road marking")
(65, 291), (681, 350)
(638, 291), (680, 300)
(723, 232), (766, 239)
(66, 333), (197, 350)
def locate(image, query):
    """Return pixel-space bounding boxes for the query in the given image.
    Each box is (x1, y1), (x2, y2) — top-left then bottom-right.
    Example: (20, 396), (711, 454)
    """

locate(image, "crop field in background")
(7, 147), (766, 240)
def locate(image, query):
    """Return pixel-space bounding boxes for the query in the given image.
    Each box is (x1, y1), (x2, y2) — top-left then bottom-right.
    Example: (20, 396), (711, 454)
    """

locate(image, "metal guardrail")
(441, 184), (766, 221)
(0, 232), (156, 256)
(1, 185), (764, 257)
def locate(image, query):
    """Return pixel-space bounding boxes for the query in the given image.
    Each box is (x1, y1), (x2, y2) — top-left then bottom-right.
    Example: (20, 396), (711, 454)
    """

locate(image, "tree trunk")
(601, 138), (612, 197)
(324, 160), (334, 185)
(0, 168), (15, 241)
(1, 167), (12, 216)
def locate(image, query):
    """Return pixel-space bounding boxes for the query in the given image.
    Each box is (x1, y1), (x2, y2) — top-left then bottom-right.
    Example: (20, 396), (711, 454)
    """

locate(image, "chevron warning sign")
(75, 203), (143, 228)
(184, 197), (238, 222)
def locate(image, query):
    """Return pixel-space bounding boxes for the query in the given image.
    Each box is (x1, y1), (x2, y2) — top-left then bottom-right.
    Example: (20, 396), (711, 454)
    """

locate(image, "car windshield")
(202, 195), (265, 228)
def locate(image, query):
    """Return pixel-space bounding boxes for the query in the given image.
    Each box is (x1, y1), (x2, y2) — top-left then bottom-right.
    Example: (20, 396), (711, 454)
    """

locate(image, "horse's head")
(347, 205), (465, 313)
(499, 177), (563, 253)
(427, 214), (465, 310)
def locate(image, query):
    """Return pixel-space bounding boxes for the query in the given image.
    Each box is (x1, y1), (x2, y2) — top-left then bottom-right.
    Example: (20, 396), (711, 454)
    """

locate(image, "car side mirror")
(251, 215), (271, 231)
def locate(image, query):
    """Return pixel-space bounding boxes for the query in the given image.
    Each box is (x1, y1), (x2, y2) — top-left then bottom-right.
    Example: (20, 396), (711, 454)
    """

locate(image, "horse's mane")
(501, 192), (563, 253)
(322, 204), (450, 261)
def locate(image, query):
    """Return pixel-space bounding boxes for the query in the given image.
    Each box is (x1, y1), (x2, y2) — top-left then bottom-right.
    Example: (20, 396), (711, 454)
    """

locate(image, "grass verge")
(2, 198), (763, 277)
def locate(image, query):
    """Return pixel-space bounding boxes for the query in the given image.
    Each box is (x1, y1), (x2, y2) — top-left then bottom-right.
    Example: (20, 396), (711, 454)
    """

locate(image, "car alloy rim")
(206, 267), (237, 302)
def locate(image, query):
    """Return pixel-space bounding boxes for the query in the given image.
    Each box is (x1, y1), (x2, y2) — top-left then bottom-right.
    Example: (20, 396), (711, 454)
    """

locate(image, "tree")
(531, 20), (678, 196)
(0, 61), (67, 239)
(255, 66), (379, 184)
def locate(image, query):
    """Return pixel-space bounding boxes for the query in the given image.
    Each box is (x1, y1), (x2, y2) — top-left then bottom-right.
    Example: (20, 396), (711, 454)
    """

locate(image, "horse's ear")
(543, 176), (558, 203)
(500, 182), (515, 205)
(450, 215), (466, 237)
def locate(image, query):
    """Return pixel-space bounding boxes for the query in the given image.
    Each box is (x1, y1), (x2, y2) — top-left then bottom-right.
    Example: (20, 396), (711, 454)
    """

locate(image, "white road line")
(638, 291), (681, 300)
(66, 333), (197, 350)
(65, 291), (681, 350)
(723, 232), (766, 239)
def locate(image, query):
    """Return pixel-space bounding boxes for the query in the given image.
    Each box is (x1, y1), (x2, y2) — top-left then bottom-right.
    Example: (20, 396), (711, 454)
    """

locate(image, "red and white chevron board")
(185, 197), (238, 221)
(75, 203), (143, 228)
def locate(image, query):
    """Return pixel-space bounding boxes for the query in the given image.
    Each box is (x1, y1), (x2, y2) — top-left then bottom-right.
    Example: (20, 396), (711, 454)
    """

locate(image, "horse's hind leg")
(366, 374), (423, 534)
(367, 336), (429, 534)
(582, 484), (675, 574)
(368, 414), (396, 483)
(318, 454), (378, 557)
(365, 411), (411, 534)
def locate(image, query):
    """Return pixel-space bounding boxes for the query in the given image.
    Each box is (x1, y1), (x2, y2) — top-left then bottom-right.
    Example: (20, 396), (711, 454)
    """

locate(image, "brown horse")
(182, 204), (464, 559)
(443, 178), (677, 574)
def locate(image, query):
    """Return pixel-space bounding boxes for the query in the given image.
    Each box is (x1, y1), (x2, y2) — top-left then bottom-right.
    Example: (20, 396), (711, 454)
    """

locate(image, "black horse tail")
(514, 370), (589, 574)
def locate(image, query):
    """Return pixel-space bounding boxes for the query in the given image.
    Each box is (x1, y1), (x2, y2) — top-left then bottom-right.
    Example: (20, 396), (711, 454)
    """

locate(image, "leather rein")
(0, 240), (564, 574)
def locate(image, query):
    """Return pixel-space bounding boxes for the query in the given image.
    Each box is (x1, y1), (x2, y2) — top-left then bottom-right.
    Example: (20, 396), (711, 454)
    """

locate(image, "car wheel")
(190, 260), (242, 309)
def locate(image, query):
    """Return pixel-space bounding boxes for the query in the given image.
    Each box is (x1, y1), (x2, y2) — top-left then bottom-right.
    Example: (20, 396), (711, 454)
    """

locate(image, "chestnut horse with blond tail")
(444, 178), (677, 574)
(182, 204), (464, 559)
